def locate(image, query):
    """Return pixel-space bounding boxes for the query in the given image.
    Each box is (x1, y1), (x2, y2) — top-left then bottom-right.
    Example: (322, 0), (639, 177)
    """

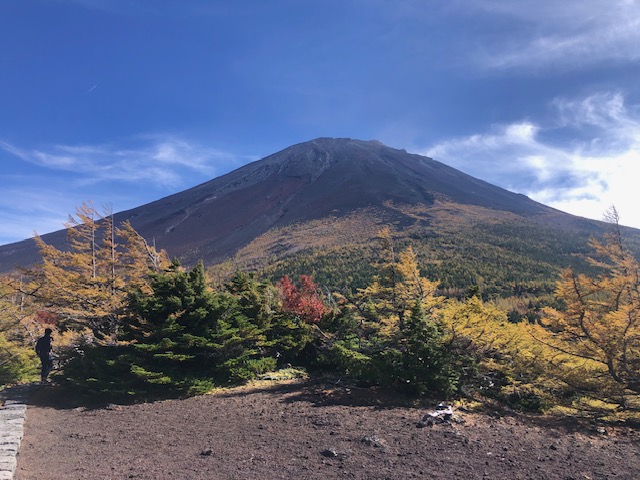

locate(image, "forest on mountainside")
(1, 203), (640, 418)
(252, 215), (609, 329)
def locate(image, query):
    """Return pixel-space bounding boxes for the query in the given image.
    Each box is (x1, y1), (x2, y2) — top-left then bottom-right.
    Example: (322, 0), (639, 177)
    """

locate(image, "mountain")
(0, 138), (636, 295)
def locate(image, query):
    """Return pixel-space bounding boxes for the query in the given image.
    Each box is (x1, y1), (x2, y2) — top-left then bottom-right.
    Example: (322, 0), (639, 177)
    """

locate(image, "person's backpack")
(35, 337), (46, 357)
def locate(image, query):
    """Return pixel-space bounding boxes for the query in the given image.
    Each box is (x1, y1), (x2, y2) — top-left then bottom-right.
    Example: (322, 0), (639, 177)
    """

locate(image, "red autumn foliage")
(278, 275), (325, 324)
(36, 310), (59, 326)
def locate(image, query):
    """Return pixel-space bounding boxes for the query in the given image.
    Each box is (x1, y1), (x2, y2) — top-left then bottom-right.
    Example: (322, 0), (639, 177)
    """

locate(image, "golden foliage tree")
(440, 296), (555, 404)
(328, 229), (469, 396)
(22, 202), (169, 343)
(537, 207), (640, 406)
(0, 274), (38, 382)
(356, 229), (442, 335)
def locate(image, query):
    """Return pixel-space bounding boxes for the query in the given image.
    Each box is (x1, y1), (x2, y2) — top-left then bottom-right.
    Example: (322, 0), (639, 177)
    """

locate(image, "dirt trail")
(16, 381), (640, 480)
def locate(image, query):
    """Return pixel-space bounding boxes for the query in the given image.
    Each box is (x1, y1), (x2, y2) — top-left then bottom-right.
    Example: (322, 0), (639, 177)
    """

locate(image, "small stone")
(321, 448), (338, 458)
(362, 435), (386, 448)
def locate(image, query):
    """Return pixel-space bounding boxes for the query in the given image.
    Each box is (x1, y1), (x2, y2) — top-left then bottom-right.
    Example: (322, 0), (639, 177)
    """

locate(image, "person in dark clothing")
(35, 328), (54, 384)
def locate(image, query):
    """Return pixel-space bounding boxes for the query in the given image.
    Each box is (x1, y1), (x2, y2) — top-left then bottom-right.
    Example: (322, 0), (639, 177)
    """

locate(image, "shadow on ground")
(24, 376), (429, 412)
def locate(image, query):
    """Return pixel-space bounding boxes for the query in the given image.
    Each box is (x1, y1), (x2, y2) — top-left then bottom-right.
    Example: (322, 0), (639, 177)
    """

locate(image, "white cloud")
(554, 91), (627, 129)
(0, 135), (248, 188)
(422, 91), (640, 229)
(465, 0), (640, 71)
(0, 135), (256, 245)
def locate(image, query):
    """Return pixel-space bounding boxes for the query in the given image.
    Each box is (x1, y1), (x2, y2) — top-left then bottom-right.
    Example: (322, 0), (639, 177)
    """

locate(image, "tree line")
(0, 203), (639, 414)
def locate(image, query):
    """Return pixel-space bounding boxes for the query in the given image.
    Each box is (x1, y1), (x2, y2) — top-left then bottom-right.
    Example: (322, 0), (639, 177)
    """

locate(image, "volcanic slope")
(0, 138), (635, 293)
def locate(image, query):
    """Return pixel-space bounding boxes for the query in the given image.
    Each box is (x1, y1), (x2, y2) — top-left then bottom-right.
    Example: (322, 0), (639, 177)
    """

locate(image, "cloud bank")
(424, 91), (640, 228)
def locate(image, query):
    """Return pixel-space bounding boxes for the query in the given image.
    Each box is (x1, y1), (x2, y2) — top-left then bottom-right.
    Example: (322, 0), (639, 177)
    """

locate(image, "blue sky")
(2, 0), (640, 245)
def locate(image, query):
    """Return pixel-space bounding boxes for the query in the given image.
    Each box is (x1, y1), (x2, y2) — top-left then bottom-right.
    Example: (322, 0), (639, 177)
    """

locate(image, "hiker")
(35, 328), (54, 384)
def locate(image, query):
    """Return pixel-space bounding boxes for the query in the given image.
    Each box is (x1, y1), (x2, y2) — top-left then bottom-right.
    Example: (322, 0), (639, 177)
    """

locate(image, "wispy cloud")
(1, 135), (249, 188)
(0, 135), (256, 244)
(423, 91), (640, 228)
(0, 181), (78, 241)
(464, 0), (640, 71)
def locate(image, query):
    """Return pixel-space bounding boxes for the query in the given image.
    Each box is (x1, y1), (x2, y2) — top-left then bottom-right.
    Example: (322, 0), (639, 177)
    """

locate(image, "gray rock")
(362, 435), (386, 448)
(321, 448), (339, 458)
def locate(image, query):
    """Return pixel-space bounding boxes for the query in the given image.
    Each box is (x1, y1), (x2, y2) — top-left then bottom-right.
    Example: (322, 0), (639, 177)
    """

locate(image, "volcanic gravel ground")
(16, 380), (640, 480)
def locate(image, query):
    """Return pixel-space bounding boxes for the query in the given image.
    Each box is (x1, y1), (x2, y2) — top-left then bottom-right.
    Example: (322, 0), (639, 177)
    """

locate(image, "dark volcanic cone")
(0, 137), (586, 271)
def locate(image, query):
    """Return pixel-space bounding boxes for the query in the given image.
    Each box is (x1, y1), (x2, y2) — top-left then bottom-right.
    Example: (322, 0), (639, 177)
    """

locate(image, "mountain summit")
(0, 137), (608, 272)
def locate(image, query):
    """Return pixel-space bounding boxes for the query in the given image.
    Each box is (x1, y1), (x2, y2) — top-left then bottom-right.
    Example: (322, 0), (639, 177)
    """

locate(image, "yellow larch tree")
(22, 202), (169, 343)
(356, 229), (442, 336)
(536, 207), (640, 407)
(0, 274), (39, 382)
